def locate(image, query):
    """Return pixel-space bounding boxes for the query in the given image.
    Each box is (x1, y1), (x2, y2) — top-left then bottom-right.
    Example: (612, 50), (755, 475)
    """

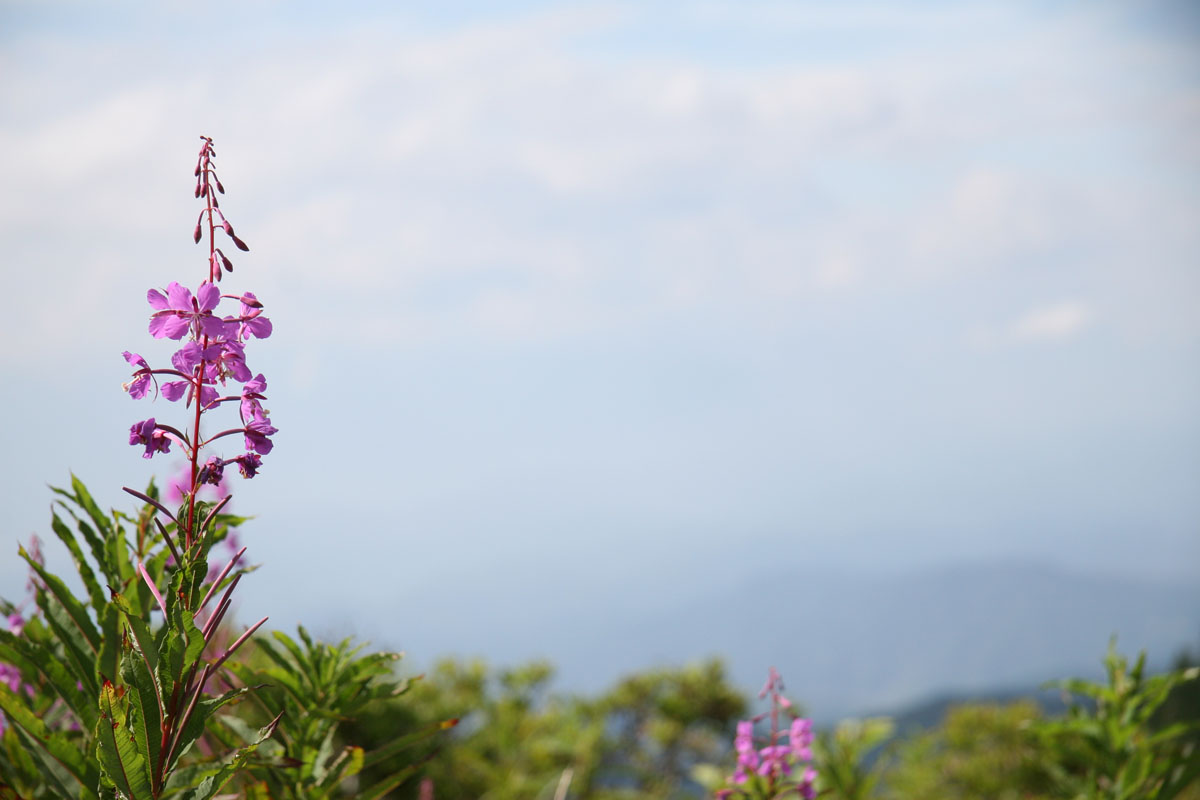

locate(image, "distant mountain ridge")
(556, 560), (1200, 723)
(395, 559), (1200, 724)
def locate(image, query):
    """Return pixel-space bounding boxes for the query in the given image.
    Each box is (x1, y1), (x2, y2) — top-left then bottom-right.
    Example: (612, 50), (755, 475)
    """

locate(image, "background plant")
(1036, 644), (1200, 800)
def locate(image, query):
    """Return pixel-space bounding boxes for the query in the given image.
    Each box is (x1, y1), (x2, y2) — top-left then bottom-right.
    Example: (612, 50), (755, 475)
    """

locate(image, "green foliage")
(884, 700), (1055, 800)
(0, 478), (273, 798)
(600, 660), (747, 797)
(813, 717), (894, 800)
(1038, 643), (1200, 800)
(221, 625), (435, 799)
(348, 657), (746, 799)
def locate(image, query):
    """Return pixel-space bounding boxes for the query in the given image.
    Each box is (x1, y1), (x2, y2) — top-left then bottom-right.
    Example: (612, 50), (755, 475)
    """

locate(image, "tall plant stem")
(185, 160), (217, 554)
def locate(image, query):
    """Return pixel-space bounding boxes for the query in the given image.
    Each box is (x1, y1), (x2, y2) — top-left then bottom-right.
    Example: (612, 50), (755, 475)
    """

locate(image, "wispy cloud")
(0, 1), (1196, 362)
(1010, 301), (1093, 342)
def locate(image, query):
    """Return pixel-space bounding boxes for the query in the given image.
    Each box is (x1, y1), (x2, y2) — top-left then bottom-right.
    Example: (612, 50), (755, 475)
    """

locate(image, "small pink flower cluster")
(0, 540), (42, 735)
(718, 668), (817, 799)
(732, 718), (815, 793)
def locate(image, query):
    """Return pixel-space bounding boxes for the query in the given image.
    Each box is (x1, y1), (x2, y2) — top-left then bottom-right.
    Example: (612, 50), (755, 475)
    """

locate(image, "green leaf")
(22, 545), (101, 655)
(97, 602), (121, 689)
(70, 472), (116, 540)
(356, 762), (420, 800)
(50, 510), (107, 612)
(96, 679), (154, 800)
(50, 483), (107, 572)
(169, 713), (281, 800)
(0, 682), (101, 799)
(39, 586), (100, 696)
(113, 590), (160, 678)
(0, 628), (97, 731)
(7, 723), (81, 799)
(121, 645), (163, 789)
(168, 686), (253, 771)
(361, 718), (460, 770)
(317, 745), (364, 790)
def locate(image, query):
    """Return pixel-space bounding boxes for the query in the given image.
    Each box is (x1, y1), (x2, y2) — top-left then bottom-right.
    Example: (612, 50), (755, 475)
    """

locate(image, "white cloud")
(0, 1), (1196, 362)
(1010, 301), (1093, 342)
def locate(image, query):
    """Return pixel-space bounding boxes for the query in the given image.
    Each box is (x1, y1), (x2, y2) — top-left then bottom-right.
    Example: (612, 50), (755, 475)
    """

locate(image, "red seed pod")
(193, 223), (202, 244)
(231, 234), (250, 252)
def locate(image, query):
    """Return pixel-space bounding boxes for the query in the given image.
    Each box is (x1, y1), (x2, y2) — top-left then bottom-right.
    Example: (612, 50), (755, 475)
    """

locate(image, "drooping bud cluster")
(193, 136), (248, 282)
(716, 668), (817, 799)
(123, 136), (277, 519)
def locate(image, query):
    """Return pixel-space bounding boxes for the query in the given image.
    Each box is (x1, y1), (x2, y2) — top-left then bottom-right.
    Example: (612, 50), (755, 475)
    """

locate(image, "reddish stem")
(185, 150), (218, 553)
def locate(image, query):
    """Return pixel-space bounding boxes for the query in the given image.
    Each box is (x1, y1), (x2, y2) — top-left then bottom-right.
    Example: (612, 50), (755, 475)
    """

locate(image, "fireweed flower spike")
(123, 135), (277, 515)
(123, 136), (277, 557)
(716, 668), (817, 799)
(108, 136), (277, 792)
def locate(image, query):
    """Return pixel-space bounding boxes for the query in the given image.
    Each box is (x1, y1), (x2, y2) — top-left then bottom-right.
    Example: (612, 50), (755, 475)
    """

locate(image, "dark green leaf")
(96, 680), (154, 800)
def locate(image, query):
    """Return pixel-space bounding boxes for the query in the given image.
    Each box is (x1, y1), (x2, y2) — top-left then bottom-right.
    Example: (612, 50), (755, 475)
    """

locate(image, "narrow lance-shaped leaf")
(0, 683), (102, 799)
(21, 546), (101, 653)
(121, 643), (164, 793)
(0, 629), (97, 731)
(96, 679), (154, 800)
(49, 511), (107, 612)
(169, 712), (282, 800)
(39, 586), (100, 695)
(71, 472), (116, 539)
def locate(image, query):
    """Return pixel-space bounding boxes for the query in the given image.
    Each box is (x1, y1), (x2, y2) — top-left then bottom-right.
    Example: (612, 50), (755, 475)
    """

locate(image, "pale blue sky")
(1, 0), (1198, 694)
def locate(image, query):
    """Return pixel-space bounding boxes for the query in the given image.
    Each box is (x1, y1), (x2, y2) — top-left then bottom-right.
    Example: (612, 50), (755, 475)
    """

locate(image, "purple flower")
(1, 662), (22, 693)
(171, 341), (213, 373)
(147, 281), (228, 340)
(241, 373), (268, 422)
(244, 418), (278, 454)
(161, 380), (190, 402)
(790, 717), (814, 761)
(198, 456), (225, 485)
(238, 292), (272, 340)
(207, 339), (251, 383)
(129, 418), (171, 459)
(6, 613), (24, 636)
(234, 453), (262, 478)
(122, 351), (154, 399)
(798, 766), (817, 799)
(756, 744), (793, 778)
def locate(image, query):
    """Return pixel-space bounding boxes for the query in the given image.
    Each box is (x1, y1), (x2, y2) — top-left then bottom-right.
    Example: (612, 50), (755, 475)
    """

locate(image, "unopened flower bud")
(193, 223), (202, 244)
(222, 220), (235, 236)
(194, 163), (202, 176)
(220, 251), (234, 273)
(215, 178), (225, 194)
(194, 182), (202, 198)
(232, 235), (249, 252)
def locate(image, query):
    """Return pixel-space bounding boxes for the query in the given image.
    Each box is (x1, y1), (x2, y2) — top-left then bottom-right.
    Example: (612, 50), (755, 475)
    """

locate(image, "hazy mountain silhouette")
(395, 559), (1199, 723)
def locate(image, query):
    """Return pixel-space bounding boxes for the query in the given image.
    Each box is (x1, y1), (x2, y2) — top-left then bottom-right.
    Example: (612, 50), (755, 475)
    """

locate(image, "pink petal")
(196, 282), (220, 312)
(161, 381), (189, 401)
(244, 316), (272, 339)
(166, 281), (192, 311)
(161, 316), (191, 340)
(199, 314), (229, 339)
(147, 289), (169, 310)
